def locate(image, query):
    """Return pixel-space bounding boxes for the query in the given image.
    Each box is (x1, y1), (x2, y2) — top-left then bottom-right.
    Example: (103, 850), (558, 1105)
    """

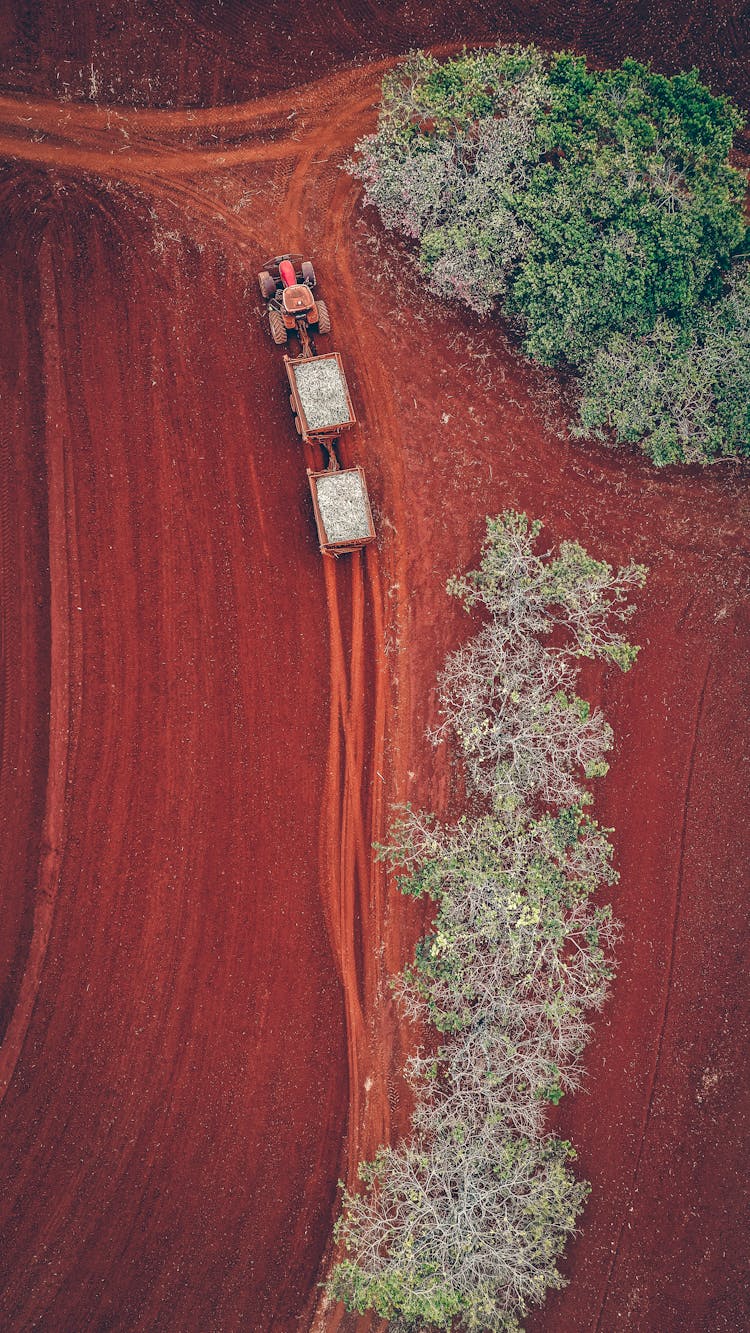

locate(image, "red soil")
(0, 8), (748, 1332)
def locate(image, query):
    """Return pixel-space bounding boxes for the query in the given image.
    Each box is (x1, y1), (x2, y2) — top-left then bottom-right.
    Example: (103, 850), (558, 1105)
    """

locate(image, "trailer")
(285, 351), (356, 446)
(307, 465), (376, 556)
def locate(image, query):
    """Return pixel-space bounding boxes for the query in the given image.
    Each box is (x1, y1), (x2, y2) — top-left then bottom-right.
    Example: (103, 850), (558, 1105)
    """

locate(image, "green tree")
(349, 44), (748, 464)
(578, 261), (750, 464)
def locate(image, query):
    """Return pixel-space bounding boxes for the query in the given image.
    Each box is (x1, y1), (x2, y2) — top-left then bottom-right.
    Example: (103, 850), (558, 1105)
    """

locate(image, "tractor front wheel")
(301, 261), (316, 288)
(269, 310), (288, 344)
(259, 270), (276, 299)
(315, 299), (331, 335)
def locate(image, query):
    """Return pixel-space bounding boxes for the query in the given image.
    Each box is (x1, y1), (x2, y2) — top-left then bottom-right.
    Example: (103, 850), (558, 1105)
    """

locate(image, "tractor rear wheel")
(301, 261), (316, 288)
(269, 310), (288, 344)
(259, 270), (276, 299)
(315, 299), (331, 335)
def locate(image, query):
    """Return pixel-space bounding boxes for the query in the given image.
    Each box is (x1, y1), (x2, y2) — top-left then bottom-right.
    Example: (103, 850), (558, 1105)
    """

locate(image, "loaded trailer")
(285, 350), (376, 556)
(307, 465), (376, 555)
(285, 351), (356, 445)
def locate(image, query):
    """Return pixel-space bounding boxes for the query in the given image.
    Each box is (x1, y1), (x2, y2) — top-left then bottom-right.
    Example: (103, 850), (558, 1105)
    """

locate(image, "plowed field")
(1, 5), (748, 1331)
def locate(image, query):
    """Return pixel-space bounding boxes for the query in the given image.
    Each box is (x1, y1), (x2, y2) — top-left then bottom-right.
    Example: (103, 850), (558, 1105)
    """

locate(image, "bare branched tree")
(388, 803), (619, 1139)
(330, 1133), (587, 1332)
(446, 511), (647, 667)
(433, 628), (613, 809)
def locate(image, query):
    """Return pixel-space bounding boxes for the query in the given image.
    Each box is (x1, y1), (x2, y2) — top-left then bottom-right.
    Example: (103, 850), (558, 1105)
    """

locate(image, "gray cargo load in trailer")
(307, 465), (375, 556)
(285, 351), (356, 443)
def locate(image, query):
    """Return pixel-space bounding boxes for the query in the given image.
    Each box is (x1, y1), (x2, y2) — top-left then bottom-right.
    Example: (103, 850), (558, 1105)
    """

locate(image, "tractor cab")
(282, 284), (315, 317)
(259, 252), (331, 348)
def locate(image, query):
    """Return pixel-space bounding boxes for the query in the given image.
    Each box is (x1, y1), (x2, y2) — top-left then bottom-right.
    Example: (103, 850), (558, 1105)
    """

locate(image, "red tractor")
(258, 254), (331, 356)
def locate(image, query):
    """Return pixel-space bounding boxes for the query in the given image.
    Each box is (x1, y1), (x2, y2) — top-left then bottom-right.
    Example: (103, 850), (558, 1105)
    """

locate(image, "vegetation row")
(328, 513), (646, 1330)
(350, 44), (749, 465)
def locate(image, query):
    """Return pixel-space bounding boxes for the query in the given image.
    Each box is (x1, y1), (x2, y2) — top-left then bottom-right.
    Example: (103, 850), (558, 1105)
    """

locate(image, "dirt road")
(1, 7), (748, 1331)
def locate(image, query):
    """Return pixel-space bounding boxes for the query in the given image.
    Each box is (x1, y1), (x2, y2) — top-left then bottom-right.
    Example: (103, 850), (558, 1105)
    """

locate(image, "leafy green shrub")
(577, 261), (750, 464)
(508, 59), (746, 366)
(349, 45), (748, 464)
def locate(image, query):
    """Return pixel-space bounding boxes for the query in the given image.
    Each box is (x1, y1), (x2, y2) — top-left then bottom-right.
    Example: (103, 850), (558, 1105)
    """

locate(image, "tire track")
(278, 127), (405, 1208)
(0, 228), (81, 1102)
(318, 555), (368, 1184)
(0, 69), (383, 179)
(301, 149), (415, 1333)
(329, 171), (415, 994)
(0, 46), (487, 184)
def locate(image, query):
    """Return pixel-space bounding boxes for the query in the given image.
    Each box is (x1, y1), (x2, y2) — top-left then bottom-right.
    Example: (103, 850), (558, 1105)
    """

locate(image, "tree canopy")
(351, 45), (748, 465)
